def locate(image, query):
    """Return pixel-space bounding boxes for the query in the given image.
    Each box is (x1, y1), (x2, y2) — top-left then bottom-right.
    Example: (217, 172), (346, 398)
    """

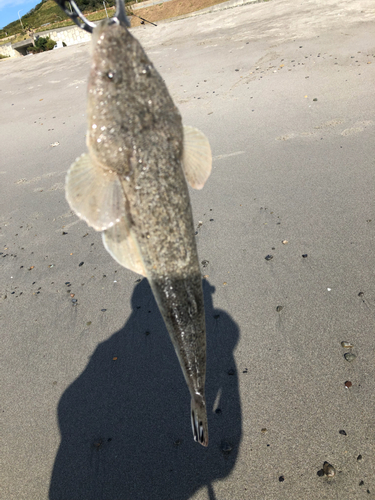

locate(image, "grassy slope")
(1, 0), (227, 42)
(0, 0), (117, 38)
(1, 1), (71, 37)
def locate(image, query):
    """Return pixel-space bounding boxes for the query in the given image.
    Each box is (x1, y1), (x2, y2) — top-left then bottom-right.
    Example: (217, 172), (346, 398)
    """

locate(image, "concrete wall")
(0, 24), (92, 58)
(0, 42), (21, 58)
(36, 24), (92, 47)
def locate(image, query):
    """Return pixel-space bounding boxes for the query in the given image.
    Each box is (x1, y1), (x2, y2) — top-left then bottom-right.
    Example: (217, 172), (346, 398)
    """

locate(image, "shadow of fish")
(63, 0), (212, 446)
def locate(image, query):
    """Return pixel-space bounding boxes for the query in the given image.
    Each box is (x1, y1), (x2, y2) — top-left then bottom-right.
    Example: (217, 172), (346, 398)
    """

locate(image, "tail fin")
(191, 394), (209, 447)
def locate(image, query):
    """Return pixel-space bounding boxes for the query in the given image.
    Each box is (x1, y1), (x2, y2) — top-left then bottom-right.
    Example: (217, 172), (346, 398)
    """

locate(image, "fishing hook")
(53, 0), (153, 32)
(53, 0), (96, 33)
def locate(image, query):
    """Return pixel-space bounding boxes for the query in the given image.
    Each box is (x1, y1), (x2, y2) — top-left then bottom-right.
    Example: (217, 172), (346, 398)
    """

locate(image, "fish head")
(87, 18), (140, 175)
(92, 0), (129, 43)
(87, 11), (183, 177)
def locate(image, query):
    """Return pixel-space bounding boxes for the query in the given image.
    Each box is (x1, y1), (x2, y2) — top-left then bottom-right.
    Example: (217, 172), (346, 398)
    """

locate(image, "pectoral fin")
(102, 217), (147, 277)
(65, 153), (125, 231)
(182, 126), (212, 190)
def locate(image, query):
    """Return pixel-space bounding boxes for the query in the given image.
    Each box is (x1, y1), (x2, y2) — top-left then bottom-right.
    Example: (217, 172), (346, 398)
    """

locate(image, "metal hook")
(53, 0), (96, 33)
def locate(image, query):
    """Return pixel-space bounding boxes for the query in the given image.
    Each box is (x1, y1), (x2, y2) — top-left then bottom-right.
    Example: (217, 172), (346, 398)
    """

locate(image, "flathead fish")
(63, 0), (212, 446)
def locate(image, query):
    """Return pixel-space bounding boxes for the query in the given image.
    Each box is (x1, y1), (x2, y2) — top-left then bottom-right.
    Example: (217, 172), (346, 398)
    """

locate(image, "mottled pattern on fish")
(89, 19), (206, 392)
(65, 15), (212, 446)
(88, 22), (184, 187)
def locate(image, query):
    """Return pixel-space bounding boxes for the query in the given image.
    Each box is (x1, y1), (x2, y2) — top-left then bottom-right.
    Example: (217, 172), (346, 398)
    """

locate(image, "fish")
(63, 0), (212, 446)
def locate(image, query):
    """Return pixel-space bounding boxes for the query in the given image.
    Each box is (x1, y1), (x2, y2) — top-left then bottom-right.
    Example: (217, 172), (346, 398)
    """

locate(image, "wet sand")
(1, 1), (375, 498)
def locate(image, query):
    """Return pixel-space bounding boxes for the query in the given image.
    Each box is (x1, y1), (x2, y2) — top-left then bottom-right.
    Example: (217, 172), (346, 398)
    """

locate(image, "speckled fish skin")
(87, 19), (208, 445)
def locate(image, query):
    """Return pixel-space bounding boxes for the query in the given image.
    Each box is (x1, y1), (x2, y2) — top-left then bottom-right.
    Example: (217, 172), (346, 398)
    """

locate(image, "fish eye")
(107, 70), (115, 79)
(142, 65), (151, 76)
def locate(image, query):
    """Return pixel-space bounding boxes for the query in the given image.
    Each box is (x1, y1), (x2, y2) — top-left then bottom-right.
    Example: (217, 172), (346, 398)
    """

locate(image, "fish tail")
(191, 394), (209, 447)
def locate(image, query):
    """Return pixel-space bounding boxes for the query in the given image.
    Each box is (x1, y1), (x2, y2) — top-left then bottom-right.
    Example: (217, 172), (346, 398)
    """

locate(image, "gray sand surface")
(1, 0), (375, 498)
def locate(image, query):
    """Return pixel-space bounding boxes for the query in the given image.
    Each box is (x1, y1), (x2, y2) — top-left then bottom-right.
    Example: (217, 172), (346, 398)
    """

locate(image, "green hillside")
(0, 0), (124, 39)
